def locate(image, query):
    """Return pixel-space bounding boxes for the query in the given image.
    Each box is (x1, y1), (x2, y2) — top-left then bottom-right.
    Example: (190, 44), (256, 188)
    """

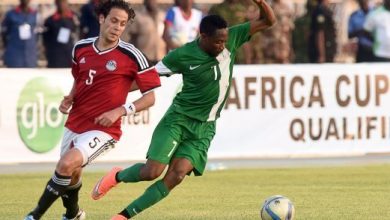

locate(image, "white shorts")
(60, 128), (117, 166)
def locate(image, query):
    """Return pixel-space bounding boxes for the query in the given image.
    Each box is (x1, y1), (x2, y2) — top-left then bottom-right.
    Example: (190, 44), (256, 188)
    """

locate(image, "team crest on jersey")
(106, 60), (117, 71)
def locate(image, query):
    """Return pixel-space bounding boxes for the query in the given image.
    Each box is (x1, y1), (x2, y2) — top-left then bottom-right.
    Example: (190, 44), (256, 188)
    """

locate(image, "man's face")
(145, 0), (157, 11)
(179, 0), (193, 8)
(20, 0), (30, 7)
(99, 8), (129, 43)
(56, 0), (69, 12)
(320, 0), (330, 6)
(201, 28), (228, 57)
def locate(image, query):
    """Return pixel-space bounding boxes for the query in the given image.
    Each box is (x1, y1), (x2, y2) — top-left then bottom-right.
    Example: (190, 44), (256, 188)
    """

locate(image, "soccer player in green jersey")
(92, 0), (276, 219)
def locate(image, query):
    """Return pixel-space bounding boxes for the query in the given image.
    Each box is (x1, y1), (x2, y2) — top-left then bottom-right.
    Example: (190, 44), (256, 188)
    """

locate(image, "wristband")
(122, 102), (136, 116)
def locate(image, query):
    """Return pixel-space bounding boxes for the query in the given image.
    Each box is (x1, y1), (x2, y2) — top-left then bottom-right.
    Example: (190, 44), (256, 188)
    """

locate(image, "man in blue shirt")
(348, 0), (374, 62)
(79, 0), (100, 39)
(1, 0), (38, 67)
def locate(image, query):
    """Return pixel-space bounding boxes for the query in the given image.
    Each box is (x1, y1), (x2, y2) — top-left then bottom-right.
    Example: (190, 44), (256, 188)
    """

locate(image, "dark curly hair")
(200, 15), (228, 37)
(95, 0), (135, 22)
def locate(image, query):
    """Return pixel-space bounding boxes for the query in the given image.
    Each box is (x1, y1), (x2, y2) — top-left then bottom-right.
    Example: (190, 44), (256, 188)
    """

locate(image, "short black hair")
(199, 15), (228, 36)
(95, 0), (135, 21)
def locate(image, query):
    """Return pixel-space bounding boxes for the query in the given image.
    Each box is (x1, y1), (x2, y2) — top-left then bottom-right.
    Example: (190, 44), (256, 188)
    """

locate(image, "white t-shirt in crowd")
(364, 6), (390, 58)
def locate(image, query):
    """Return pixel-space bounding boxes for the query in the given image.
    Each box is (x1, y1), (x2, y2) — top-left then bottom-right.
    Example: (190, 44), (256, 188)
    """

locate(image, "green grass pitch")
(2, 164), (390, 219)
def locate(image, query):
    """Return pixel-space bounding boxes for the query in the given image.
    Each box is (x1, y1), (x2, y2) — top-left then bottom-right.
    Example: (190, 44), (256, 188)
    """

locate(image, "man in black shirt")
(308, 0), (337, 63)
(42, 0), (78, 68)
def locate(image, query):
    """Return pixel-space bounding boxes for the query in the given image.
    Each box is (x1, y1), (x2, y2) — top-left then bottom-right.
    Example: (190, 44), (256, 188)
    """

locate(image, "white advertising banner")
(0, 68), (181, 163)
(0, 64), (389, 163)
(211, 64), (390, 158)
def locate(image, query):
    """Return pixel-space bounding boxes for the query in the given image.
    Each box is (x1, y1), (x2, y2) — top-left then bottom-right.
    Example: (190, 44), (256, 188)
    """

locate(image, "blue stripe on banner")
(287, 202), (293, 220)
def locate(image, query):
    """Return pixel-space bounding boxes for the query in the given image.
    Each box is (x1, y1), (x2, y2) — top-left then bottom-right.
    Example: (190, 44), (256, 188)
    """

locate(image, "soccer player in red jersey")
(24, 1), (161, 219)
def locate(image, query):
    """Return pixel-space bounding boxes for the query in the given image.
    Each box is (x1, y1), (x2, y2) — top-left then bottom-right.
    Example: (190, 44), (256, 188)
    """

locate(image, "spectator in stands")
(79, 0), (99, 39)
(208, 0), (246, 25)
(208, 0), (250, 64)
(244, 2), (264, 64)
(364, 0), (390, 62)
(123, 0), (166, 65)
(1, 0), (38, 67)
(162, 0), (203, 51)
(292, 0), (316, 63)
(261, 0), (294, 63)
(308, 0), (337, 63)
(43, 0), (78, 68)
(348, 0), (374, 62)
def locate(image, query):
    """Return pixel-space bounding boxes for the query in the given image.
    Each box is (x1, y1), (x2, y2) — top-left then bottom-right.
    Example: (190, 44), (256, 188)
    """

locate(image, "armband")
(122, 102), (136, 116)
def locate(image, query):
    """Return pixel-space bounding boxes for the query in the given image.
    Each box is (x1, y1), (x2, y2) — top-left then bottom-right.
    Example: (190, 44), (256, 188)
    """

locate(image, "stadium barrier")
(0, 63), (389, 163)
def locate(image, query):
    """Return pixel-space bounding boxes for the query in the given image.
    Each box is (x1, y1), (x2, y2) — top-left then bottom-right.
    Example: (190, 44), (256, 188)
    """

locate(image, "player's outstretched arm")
(94, 91), (156, 127)
(249, 0), (277, 35)
(131, 91), (156, 113)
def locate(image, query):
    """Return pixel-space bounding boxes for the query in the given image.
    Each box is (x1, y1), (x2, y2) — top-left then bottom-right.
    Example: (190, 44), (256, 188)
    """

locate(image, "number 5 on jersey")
(86, 69), (96, 85)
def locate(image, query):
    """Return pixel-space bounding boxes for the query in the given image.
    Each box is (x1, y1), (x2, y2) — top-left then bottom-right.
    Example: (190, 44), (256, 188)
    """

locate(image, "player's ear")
(98, 14), (105, 25)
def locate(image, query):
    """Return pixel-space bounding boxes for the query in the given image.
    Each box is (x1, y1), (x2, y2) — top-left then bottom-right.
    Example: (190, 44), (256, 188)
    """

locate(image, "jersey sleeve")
(159, 48), (184, 74)
(226, 22), (251, 52)
(165, 7), (175, 26)
(124, 43), (153, 72)
(134, 67), (161, 94)
(155, 61), (174, 76)
(71, 44), (79, 79)
(117, 41), (161, 93)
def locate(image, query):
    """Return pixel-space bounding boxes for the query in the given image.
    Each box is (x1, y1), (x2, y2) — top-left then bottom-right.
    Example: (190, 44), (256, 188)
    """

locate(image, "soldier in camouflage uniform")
(261, 0), (294, 63)
(244, 2), (264, 64)
(208, 0), (247, 25)
(292, 0), (316, 63)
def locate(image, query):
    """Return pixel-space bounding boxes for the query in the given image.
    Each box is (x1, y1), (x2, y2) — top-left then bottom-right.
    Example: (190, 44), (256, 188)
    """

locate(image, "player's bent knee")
(166, 170), (186, 186)
(56, 158), (81, 176)
(143, 168), (163, 180)
(56, 160), (73, 175)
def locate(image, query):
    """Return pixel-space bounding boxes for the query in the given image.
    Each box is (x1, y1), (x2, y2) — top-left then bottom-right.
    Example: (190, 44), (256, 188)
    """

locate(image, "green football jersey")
(157, 22), (251, 122)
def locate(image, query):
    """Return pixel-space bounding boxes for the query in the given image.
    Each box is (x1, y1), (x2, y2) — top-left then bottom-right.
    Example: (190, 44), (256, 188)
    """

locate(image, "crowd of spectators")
(0, 0), (389, 68)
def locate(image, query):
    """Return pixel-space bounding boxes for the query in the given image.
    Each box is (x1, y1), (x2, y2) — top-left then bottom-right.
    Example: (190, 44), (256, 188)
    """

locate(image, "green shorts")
(147, 107), (216, 176)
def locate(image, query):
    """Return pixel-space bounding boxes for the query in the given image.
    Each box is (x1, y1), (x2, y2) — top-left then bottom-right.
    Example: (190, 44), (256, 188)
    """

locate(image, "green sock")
(117, 163), (144, 183)
(125, 180), (169, 217)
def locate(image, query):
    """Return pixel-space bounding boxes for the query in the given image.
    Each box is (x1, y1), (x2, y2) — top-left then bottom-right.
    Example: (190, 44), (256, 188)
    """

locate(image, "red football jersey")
(65, 38), (161, 140)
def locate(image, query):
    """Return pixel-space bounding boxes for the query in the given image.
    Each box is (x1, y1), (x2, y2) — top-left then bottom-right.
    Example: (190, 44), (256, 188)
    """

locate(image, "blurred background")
(0, 0), (387, 68)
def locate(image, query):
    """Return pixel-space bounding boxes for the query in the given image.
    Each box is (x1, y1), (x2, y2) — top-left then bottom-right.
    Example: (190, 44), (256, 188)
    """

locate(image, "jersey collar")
(92, 38), (120, 55)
